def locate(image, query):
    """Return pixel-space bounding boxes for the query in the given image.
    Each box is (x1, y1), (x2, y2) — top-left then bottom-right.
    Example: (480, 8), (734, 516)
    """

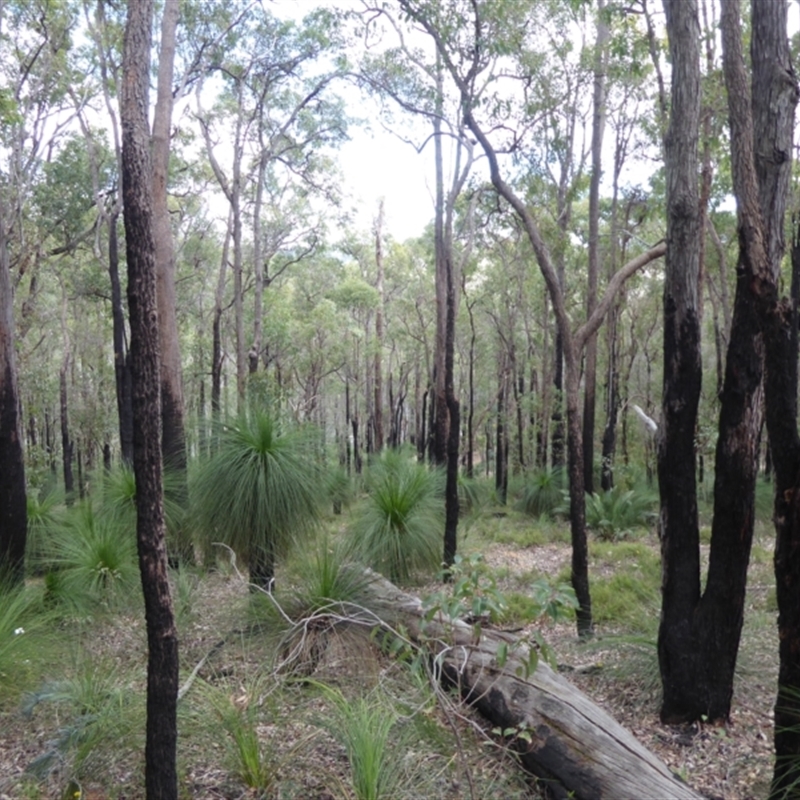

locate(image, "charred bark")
(657, 0), (704, 723)
(121, 0), (179, 794)
(0, 226), (26, 585)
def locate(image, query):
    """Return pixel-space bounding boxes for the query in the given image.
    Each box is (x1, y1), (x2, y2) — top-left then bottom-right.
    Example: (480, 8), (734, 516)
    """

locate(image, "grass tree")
(192, 411), (320, 590)
(348, 449), (444, 585)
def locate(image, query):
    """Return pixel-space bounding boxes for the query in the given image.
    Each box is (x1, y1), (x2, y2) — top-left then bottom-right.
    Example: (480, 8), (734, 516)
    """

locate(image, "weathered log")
(357, 570), (704, 800)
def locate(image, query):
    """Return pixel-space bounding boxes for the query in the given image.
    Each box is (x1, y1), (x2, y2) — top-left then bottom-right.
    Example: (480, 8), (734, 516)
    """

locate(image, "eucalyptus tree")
(195, 5), (348, 410)
(120, 0), (178, 792)
(719, 2), (800, 792)
(0, 212), (26, 584)
(394, 0), (665, 635)
(654, 0), (795, 730)
(357, 9), (480, 567)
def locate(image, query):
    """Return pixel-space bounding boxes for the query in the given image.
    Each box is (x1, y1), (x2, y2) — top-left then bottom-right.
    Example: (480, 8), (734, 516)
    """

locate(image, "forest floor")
(0, 512), (778, 799)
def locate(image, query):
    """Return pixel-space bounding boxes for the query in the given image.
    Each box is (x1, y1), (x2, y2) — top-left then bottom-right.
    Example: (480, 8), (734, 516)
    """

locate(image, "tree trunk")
(657, 0), (704, 723)
(358, 572), (704, 800)
(719, 0), (800, 792)
(211, 212), (231, 436)
(373, 201), (385, 453)
(582, 0), (609, 496)
(495, 364), (508, 506)
(108, 210), (134, 465)
(0, 215), (26, 585)
(60, 357), (74, 504)
(152, 0), (190, 565)
(121, 0), (179, 794)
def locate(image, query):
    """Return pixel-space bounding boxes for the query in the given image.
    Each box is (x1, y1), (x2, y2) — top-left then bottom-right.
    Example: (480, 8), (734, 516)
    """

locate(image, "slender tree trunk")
(0, 215), (26, 584)
(108, 210), (134, 465)
(582, 0), (609, 495)
(374, 201), (385, 453)
(60, 355), (74, 504)
(121, 0), (179, 794)
(152, 0), (189, 565)
(211, 213), (231, 435)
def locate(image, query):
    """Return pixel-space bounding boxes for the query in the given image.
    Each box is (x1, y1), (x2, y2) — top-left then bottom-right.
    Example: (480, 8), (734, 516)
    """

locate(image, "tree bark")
(720, 0), (800, 792)
(373, 201), (385, 453)
(582, 0), (609, 495)
(0, 213), (26, 585)
(152, 0), (189, 565)
(657, 0), (704, 723)
(121, 0), (179, 795)
(358, 572), (704, 800)
(109, 210), (134, 465)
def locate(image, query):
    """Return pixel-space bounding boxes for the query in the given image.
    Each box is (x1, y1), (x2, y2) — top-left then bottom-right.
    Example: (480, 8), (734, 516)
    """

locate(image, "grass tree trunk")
(0, 216), (26, 585)
(121, 0), (179, 795)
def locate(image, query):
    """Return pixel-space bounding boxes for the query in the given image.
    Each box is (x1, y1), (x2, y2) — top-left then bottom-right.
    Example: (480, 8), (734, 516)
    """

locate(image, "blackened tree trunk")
(495, 364), (509, 506)
(121, 0), (179, 796)
(656, 0), (704, 722)
(0, 218), (26, 585)
(720, 0), (800, 792)
(60, 355), (74, 504)
(656, 0), (795, 728)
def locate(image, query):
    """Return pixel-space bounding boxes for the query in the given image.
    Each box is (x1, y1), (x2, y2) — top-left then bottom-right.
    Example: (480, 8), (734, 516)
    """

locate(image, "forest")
(1, 0), (799, 798)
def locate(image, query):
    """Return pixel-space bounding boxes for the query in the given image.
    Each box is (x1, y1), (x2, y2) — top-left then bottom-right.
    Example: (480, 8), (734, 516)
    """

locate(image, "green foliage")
(212, 688), (279, 792)
(36, 502), (140, 613)
(191, 411), (320, 574)
(347, 450), (444, 584)
(585, 484), (656, 541)
(515, 467), (565, 519)
(425, 553), (508, 624)
(22, 660), (143, 780)
(457, 473), (487, 517)
(25, 484), (64, 572)
(315, 684), (404, 800)
(286, 536), (370, 616)
(0, 581), (50, 705)
(325, 464), (355, 514)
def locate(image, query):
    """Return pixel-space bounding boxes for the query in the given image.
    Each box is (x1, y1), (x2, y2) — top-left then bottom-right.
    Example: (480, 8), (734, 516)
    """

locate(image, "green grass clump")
(191, 411), (321, 588)
(0, 581), (52, 705)
(585, 484), (656, 541)
(347, 449), (444, 585)
(316, 684), (405, 800)
(515, 467), (565, 519)
(286, 537), (370, 616)
(22, 659), (144, 781)
(36, 502), (140, 614)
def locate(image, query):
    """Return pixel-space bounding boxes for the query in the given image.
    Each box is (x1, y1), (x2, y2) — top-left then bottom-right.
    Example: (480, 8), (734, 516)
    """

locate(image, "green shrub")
(192, 411), (321, 589)
(585, 485), (656, 541)
(515, 468), (565, 519)
(347, 450), (444, 584)
(37, 503), (139, 612)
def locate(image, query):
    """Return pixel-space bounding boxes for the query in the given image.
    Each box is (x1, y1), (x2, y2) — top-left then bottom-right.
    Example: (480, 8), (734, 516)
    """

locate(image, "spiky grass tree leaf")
(516, 467), (565, 518)
(33, 501), (140, 613)
(348, 450), (444, 585)
(191, 412), (321, 582)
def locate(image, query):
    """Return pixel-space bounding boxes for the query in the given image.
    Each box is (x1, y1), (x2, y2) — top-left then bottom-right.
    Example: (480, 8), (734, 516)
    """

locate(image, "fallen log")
(357, 570), (704, 800)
